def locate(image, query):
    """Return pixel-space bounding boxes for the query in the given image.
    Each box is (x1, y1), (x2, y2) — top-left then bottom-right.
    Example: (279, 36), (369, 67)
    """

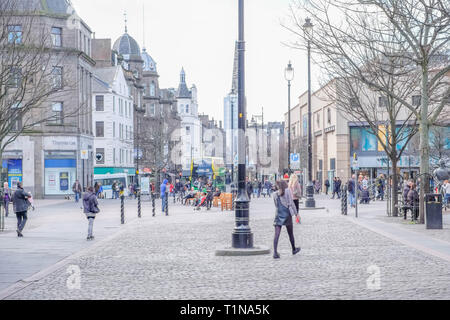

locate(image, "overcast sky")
(72, 0), (318, 124)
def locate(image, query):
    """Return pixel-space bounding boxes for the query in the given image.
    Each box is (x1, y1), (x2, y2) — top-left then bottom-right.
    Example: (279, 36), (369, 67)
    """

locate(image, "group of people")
(244, 178), (273, 199)
(181, 185), (222, 211)
(1, 182), (34, 238)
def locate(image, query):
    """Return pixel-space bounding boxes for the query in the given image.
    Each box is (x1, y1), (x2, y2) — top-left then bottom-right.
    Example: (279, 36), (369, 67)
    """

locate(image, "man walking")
(324, 179), (330, 195)
(83, 186), (99, 241)
(72, 180), (82, 203)
(11, 182), (31, 238)
(160, 179), (169, 214)
(348, 175), (356, 208)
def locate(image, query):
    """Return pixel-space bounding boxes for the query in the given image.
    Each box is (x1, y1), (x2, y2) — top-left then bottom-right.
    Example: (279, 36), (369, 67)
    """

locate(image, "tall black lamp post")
(285, 61), (294, 174)
(304, 17), (316, 208)
(232, 0), (253, 249)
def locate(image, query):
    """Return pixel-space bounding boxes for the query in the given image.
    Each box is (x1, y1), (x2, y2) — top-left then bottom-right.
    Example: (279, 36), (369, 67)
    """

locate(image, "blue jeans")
(349, 192), (355, 206)
(445, 194), (450, 206)
(75, 192), (81, 203)
(161, 195), (166, 212)
(16, 211), (28, 232)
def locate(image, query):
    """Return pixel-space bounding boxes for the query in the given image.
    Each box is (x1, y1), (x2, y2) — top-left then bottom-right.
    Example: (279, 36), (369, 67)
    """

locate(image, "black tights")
(274, 225), (296, 254)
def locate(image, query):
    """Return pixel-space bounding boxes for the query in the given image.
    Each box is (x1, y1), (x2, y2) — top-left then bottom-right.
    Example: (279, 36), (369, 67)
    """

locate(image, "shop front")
(1, 158), (23, 189)
(44, 151), (77, 196)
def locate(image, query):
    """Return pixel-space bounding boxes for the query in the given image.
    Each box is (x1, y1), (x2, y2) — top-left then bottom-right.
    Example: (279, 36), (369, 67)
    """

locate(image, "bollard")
(138, 191), (141, 218)
(152, 192), (156, 217)
(165, 191), (169, 216)
(173, 191), (176, 204)
(343, 186), (348, 215)
(121, 194), (125, 224)
(341, 189), (345, 215)
(0, 201), (4, 232)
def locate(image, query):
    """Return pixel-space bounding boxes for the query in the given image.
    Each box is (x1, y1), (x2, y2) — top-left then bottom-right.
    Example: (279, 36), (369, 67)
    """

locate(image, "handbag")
(91, 204), (100, 214)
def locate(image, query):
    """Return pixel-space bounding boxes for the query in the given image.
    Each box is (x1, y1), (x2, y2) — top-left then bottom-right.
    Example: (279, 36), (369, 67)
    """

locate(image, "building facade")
(92, 66), (134, 179)
(2, 0), (95, 198)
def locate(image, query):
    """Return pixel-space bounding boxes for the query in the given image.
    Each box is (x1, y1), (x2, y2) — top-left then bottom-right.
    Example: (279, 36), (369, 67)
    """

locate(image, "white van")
(94, 173), (129, 199)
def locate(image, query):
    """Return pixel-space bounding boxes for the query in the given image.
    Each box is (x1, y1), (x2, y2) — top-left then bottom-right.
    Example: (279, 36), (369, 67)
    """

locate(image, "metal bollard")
(0, 201), (4, 232)
(138, 191), (141, 218)
(121, 194), (125, 224)
(165, 192), (169, 216)
(173, 191), (176, 204)
(343, 186), (348, 215)
(152, 193), (156, 217)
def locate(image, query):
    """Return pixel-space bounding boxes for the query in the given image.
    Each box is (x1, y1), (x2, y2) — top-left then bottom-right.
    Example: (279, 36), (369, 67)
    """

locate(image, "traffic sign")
(291, 153), (300, 170)
(81, 150), (88, 160)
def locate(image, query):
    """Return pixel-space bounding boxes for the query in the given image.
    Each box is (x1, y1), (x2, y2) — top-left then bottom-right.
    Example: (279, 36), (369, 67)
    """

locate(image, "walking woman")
(288, 174), (302, 213)
(273, 180), (301, 259)
(3, 182), (12, 217)
(83, 186), (99, 241)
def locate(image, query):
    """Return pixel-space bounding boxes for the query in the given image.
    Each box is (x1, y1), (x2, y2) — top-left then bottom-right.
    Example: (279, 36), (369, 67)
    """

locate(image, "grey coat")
(12, 187), (31, 213)
(83, 192), (99, 218)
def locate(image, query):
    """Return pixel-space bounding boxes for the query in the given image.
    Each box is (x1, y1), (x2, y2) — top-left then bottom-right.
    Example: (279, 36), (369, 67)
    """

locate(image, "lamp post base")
(305, 183), (316, 208)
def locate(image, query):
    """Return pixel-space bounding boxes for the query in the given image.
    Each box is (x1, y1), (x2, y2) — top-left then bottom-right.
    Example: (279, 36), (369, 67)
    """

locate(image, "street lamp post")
(232, 0), (253, 249)
(285, 62), (294, 174)
(304, 18), (316, 208)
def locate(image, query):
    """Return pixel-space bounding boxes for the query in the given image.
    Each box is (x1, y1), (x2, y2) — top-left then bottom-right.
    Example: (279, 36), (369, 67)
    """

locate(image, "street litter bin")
(425, 194), (443, 230)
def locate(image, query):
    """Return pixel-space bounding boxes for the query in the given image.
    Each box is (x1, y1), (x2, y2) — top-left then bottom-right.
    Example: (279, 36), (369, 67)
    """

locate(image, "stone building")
(2, 0), (95, 198)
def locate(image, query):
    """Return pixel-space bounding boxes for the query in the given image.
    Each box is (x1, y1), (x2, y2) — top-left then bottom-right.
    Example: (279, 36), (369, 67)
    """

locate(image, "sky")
(71, 0), (319, 124)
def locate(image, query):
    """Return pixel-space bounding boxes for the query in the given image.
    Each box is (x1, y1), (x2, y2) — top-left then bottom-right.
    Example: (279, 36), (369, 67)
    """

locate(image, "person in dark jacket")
(11, 182), (31, 238)
(72, 180), (82, 203)
(83, 187), (99, 241)
(324, 179), (330, 195)
(360, 186), (370, 204)
(3, 182), (12, 217)
(246, 177), (253, 200)
(406, 183), (419, 220)
(348, 175), (356, 208)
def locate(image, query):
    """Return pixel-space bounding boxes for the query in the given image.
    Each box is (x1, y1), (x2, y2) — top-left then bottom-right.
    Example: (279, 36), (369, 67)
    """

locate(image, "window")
(8, 67), (22, 88)
(302, 114), (308, 137)
(113, 148), (116, 165)
(150, 104), (155, 116)
(185, 104), (189, 114)
(349, 98), (359, 109)
(330, 158), (336, 171)
(95, 95), (104, 111)
(8, 25), (22, 44)
(150, 82), (156, 96)
(327, 108), (332, 124)
(412, 95), (421, 107)
(51, 27), (62, 47)
(316, 113), (320, 128)
(113, 122), (116, 138)
(52, 67), (63, 89)
(96, 121), (104, 137)
(113, 96), (116, 113)
(379, 96), (388, 109)
(186, 126), (191, 135)
(10, 103), (22, 131)
(51, 102), (63, 124)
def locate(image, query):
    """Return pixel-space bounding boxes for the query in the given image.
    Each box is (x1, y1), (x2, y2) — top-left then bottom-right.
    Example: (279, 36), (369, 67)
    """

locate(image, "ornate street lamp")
(285, 61), (294, 174)
(303, 17), (316, 208)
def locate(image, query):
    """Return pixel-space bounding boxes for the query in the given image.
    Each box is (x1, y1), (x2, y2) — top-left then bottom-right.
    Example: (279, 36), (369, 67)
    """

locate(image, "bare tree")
(283, 0), (449, 222)
(0, 0), (83, 180)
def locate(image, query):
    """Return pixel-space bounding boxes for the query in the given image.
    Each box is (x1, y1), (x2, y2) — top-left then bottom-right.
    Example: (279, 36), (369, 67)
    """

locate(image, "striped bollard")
(138, 191), (141, 218)
(121, 194), (125, 224)
(165, 192), (169, 216)
(152, 193), (156, 217)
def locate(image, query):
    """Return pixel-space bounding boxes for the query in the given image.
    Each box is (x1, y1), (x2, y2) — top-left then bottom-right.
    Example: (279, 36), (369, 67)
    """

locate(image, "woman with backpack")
(83, 186), (99, 241)
(272, 180), (301, 259)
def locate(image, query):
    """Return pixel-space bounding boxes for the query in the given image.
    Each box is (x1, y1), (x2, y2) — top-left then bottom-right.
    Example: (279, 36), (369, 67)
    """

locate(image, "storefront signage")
(81, 150), (89, 160)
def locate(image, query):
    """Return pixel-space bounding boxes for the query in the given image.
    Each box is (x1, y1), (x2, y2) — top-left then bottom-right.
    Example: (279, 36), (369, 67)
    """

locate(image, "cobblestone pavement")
(3, 195), (450, 300)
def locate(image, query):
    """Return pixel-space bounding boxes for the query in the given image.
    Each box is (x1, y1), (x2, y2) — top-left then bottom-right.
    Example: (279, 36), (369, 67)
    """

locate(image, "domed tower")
(113, 26), (144, 80)
(141, 48), (160, 100)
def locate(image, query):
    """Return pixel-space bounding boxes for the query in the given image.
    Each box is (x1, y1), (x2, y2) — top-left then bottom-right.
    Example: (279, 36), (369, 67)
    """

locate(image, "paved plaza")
(1, 195), (450, 300)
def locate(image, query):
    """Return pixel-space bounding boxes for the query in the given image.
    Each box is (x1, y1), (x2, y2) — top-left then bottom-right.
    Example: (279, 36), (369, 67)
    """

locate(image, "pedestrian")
(252, 179), (259, 198)
(324, 179), (330, 195)
(348, 175), (356, 208)
(160, 179), (169, 213)
(314, 180), (321, 194)
(258, 180), (263, 198)
(82, 186), (99, 241)
(72, 180), (82, 203)
(11, 182), (31, 238)
(98, 183), (104, 199)
(289, 174), (302, 213)
(246, 177), (252, 200)
(94, 182), (99, 196)
(3, 182), (12, 217)
(360, 186), (370, 204)
(331, 177), (337, 199)
(443, 180), (450, 208)
(272, 180), (301, 259)
(407, 183), (419, 220)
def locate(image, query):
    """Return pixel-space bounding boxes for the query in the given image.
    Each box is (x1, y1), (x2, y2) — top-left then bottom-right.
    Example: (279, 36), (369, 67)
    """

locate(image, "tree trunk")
(419, 67), (430, 225)
(391, 160), (399, 217)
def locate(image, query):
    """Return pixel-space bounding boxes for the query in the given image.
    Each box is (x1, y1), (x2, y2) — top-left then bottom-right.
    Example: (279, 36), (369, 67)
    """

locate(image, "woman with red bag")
(272, 180), (301, 259)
